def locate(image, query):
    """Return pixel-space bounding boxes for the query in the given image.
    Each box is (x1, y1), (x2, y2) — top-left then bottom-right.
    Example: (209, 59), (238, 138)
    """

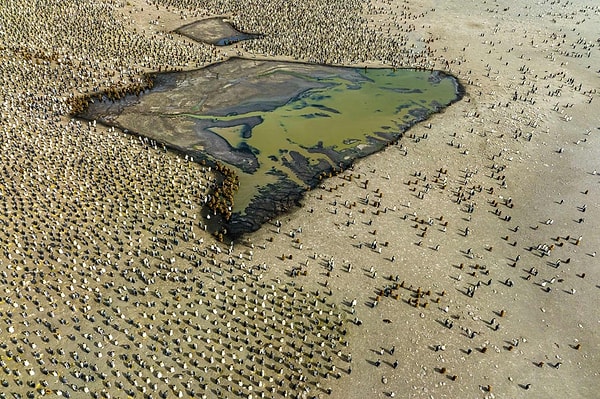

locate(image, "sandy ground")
(242, 1), (600, 398)
(0, 0), (598, 399)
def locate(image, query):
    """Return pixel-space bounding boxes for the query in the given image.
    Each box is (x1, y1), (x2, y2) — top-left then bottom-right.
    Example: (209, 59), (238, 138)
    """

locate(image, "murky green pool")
(80, 58), (462, 235)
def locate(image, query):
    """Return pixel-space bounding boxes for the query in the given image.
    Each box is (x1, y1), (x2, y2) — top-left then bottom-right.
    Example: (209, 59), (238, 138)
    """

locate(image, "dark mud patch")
(176, 17), (262, 46)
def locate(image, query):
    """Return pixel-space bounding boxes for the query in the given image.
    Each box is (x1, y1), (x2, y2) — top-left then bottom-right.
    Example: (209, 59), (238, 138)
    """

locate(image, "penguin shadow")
(436, 319), (453, 329)
(365, 299), (377, 308)
(462, 329), (476, 339)
(343, 299), (355, 307)
(521, 267), (535, 274)
(368, 292), (380, 303)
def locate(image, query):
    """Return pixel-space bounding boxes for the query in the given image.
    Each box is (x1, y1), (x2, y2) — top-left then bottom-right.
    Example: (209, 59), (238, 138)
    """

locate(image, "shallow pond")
(80, 58), (462, 236)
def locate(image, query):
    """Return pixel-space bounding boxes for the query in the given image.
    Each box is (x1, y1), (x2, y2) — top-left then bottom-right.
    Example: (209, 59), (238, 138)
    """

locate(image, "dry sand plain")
(0, 0), (599, 399)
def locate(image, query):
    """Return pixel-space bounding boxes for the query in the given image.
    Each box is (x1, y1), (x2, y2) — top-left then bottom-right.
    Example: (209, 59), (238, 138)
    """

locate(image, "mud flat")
(176, 17), (261, 45)
(80, 58), (462, 237)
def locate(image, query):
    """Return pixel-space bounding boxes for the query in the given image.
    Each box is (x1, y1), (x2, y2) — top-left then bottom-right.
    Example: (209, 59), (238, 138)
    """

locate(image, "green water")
(189, 68), (458, 211)
(81, 60), (461, 224)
